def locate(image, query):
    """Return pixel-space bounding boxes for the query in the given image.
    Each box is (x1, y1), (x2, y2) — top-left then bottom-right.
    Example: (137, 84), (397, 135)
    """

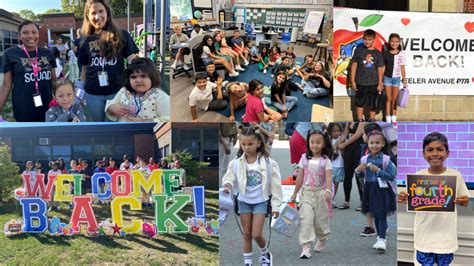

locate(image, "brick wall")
(397, 122), (474, 183)
(334, 96), (474, 121)
(465, 0), (474, 12)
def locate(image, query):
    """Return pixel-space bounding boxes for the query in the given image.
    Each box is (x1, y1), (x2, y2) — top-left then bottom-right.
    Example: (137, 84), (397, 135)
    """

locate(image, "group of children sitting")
(188, 29), (332, 122)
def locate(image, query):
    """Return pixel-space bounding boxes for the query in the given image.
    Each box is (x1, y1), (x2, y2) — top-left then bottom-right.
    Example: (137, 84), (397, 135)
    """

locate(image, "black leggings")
(207, 91), (228, 110)
(343, 140), (363, 203)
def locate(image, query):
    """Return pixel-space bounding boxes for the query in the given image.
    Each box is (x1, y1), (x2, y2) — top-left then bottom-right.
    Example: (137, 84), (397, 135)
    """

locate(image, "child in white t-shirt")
(399, 132), (469, 265)
(189, 73), (227, 122)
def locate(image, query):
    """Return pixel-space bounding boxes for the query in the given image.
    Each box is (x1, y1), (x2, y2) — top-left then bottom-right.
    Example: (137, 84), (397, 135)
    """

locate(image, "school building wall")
(333, 95), (474, 122)
(397, 122), (474, 183)
(465, 0), (474, 12)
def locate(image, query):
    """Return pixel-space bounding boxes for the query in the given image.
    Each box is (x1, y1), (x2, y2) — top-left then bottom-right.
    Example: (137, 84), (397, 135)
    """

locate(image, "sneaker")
(263, 69), (267, 74)
(299, 244), (311, 259)
(386, 115), (391, 123)
(229, 71), (239, 77)
(236, 65), (245, 71)
(338, 203), (350, 210)
(259, 251), (272, 266)
(373, 237), (387, 252)
(183, 64), (190, 70)
(170, 62), (178, 69)
(361, 227), (376, 237)
(355, 206), (362, 211)
(222, 80), (230, 87)
(243, 60), (249, 66)
(314, 239), (327, 252)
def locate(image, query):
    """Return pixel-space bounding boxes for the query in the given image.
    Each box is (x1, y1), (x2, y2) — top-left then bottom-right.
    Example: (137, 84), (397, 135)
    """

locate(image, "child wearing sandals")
(290, 130), (333, 259)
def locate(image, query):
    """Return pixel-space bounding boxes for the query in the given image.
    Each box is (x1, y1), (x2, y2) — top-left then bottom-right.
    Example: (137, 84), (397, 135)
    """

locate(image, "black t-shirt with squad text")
(2, 46), (56, 122)
(78, 30), (139, 95)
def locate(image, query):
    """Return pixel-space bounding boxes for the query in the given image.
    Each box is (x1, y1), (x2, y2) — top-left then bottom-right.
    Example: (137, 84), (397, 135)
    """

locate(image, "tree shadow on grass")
(82, 234), (133, 250)
(164, 233), (219, 253)
(126, 234), (188, 254)
(30, 233), (72, 246)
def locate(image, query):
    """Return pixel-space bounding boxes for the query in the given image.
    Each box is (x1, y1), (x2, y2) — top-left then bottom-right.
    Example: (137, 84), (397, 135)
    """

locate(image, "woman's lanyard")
(133, 94), (142, 115)
(20, 45), (40, 94)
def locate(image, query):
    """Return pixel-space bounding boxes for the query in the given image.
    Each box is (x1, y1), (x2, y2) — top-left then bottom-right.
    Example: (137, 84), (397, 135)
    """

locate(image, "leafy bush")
(165, 150), (209, 186)
(0, 143), (21, 201)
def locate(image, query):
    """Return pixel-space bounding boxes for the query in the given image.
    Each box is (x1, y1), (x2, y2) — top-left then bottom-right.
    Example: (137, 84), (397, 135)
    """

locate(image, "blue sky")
(0, 0), (63, 14)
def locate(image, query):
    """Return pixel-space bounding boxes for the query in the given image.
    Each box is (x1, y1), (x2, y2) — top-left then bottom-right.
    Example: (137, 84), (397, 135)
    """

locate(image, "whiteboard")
(194, 0), (212, 8)
(303, 11), (324, 35)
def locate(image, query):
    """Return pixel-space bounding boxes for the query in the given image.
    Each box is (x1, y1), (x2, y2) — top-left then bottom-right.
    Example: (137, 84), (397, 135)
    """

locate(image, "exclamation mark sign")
(193, 186), (206, 221)
(444, 195), (451, 208)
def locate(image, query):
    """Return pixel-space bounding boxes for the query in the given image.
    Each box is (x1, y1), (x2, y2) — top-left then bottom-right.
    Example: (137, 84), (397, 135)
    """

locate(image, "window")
(34, 146), (51, 161)
(170, 0), (193, 21)
(12, 138), (33, 162)
(174, 127), (219, 167)
(114, 135), (133, 160)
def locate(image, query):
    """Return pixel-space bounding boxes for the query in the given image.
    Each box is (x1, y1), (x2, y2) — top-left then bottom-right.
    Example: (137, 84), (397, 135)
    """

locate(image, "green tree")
(44, 8), (63, 14)
(61, 0), (86, 18)
(0, 143), (21, 201)
(62, 0), (143, 18)
(15, 9), (40, 21)
(165, 150), (209, 186)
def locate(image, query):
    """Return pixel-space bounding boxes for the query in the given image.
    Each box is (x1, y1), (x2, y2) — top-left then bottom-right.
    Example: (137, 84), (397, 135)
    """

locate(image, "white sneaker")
(235, 65), (245, 71)
(385, 115), (391, 123)
(263, 69), (267, 74)
(222, 80), (230, 87)
(170, 62), (177, 69)
(300, 247), (311, 259)
(314, 239), (327, 252)
(243, 60), (249, 66)
(373, 237), (386, 252)
(391, 115), (397, 122)
(259, 251), (272, 266)
(229, 71), (239, 77)
(299, 245), (311, 259)
(183, 64), (190, 70)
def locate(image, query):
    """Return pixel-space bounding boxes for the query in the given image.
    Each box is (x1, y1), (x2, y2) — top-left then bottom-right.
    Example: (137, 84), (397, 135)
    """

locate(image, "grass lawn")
(0, 190), (219, 265)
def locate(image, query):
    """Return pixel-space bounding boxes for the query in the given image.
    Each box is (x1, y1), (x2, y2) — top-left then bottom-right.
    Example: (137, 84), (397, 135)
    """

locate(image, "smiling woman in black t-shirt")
(78, 0), (139, 122)
(0, 20), (57, 122)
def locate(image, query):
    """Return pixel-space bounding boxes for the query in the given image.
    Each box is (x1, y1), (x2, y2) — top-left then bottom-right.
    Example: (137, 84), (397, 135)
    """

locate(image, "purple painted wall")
(398, 122), (474, 183)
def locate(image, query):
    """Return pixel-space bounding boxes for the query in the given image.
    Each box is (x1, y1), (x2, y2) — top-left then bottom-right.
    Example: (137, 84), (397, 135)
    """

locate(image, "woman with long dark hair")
(78, 0), (139, 121)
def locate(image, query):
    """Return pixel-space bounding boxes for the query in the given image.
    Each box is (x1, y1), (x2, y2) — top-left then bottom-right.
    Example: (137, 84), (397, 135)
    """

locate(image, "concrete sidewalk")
(219, 142), (397, 265)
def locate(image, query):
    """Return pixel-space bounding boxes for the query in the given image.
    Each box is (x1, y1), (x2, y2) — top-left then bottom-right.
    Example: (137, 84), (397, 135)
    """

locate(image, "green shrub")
(0, 143), (21, 201)
(165, 150), (209, 186)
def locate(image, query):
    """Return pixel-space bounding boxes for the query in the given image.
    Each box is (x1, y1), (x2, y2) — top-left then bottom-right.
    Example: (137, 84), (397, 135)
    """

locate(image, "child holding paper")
(398, 132), (469, 265)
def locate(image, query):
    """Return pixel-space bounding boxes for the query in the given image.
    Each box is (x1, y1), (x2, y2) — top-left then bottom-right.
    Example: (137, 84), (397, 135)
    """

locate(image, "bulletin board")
(246, 8), (306, 27)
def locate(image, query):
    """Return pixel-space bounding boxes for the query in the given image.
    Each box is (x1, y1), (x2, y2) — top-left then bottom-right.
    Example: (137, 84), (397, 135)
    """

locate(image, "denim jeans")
(301, 80), (329, 98)
(84, 92), (117, 122)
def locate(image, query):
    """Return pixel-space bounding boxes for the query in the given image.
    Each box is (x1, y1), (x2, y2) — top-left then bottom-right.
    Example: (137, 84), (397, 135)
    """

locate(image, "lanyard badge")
(20, 45), (42, 107)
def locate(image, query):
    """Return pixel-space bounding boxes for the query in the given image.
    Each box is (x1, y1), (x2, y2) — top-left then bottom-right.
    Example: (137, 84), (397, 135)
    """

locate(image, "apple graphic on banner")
(401, 18), (410, 26)
(465, 22), (474, 33)
(334, 29), (386, 86)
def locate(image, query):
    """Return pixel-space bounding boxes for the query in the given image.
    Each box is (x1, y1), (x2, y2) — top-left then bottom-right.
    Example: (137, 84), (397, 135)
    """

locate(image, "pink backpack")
(397, 86), (410, 108)
(300, 154), (333, 218)
(360, 154), (397, 195)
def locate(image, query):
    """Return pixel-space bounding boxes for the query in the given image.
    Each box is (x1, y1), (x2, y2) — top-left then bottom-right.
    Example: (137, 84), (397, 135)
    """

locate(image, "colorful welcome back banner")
(4, 170), (219, 237)
(333, 8), (474, 96)
(406, 174), (457, 212)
